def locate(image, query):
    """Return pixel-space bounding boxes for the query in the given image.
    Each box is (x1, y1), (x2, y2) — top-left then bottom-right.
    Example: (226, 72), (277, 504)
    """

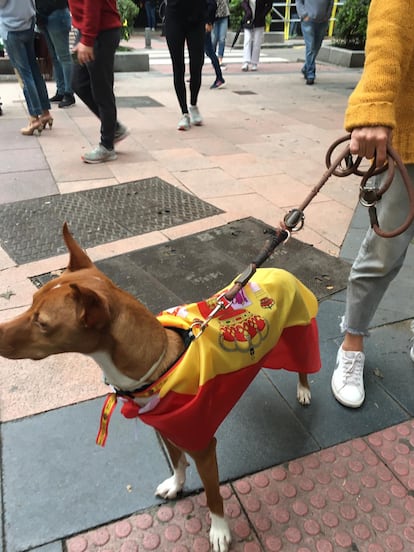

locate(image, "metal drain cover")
(0, 177), (222, 264)
(116, 96), (163, 108)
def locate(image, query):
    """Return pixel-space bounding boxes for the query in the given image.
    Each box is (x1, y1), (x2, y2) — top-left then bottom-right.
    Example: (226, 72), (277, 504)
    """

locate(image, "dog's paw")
(297, 382), (311, 405)
(155, 474), (184, 499)
(210, 514), (231, 552)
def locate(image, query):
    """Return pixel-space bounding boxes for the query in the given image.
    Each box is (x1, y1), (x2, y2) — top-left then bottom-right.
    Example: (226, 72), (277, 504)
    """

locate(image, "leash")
(97, 136), (414, 445)
(190, 135), (414, 339)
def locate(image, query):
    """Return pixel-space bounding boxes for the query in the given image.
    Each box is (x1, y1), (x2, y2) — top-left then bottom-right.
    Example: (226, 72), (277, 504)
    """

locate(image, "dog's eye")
(33, 314), (49, 333)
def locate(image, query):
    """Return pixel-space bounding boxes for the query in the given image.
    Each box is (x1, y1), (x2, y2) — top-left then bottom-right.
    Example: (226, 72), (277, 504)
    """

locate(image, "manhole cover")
(116, 96), (163, 108)
(0, 177), (222, 264)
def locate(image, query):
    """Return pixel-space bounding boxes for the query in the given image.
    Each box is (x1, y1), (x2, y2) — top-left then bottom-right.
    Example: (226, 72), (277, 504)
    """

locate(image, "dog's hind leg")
(190, 438), (232, 552)
(156, 434), (189, 499)
(297, 372), (311, 405)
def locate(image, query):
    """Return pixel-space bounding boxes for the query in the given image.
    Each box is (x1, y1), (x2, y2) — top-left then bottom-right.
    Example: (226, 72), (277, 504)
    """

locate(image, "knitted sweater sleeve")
(345, 0), (414, 132)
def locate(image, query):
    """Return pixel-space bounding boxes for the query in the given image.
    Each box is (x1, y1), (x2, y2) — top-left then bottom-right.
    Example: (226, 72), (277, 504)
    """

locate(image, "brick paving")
(66, 421), (414, 552)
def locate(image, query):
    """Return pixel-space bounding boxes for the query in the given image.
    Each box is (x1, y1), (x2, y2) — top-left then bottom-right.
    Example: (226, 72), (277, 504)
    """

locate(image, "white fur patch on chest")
(89, 351), (142, 392)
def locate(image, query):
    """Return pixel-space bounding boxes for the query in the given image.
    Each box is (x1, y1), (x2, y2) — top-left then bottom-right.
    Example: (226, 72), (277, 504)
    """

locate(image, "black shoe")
(49, 93), (64, 102)
(301, 67), (307, 79)
(58, 94), (76, 108)
(306, 78), (315, 85)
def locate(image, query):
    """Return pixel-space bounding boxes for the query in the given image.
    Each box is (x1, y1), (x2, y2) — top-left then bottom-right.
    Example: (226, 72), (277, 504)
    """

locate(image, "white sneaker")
(82, 144), (117, 164)
(189, 105), (202, 126)
(251, 64), (258, 71)
(410, 344), (414, 362)
(331, 346), (365, 408)
(177, 113), (190, 131)
(242, 63), (249, 71)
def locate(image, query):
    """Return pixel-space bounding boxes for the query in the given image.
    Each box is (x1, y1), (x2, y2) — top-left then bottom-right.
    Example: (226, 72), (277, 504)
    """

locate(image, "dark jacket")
(36, 0), (68, 17)
(206, 0), (218, 24)
(165, 0), (210, 25)
(241, 0), (272, 28)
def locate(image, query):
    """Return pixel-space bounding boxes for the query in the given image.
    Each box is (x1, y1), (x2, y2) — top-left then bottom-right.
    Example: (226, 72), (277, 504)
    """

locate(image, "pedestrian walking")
(68, 0), (129, 163)
(241, 0), (272, 72)
(296, 0), (333, 85)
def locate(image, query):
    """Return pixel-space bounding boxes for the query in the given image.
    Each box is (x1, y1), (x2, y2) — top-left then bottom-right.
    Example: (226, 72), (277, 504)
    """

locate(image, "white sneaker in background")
(242, 62), (249, 71)
(331, 346), (365, 408)
(177, 114), (190, 131)
(189, 105), (202, 126)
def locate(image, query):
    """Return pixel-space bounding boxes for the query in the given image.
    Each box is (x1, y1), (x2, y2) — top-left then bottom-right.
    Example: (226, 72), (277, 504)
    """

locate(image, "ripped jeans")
(343, 164), (414, 335)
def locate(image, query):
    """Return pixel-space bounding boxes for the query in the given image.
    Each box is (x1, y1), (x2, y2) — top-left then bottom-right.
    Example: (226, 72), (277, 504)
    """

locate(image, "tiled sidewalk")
(0, 35), (413, 552)
(67, 421), (414, 552)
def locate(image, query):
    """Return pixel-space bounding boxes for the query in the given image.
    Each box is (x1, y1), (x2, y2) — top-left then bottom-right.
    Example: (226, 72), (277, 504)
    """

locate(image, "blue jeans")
(343, 165), (414, 335)
(212, 16), (228, 59)
(300, 20), (329, 80)
(4, 21), (50, 116)
(41, 8), (73, 95)
(145, 2), (156, 29)
(205, 31), (223, 83)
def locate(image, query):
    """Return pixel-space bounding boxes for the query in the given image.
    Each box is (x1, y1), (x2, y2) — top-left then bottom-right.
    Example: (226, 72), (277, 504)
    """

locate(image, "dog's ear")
(63, 222), (94, 271)
(70, 283), (111, 329)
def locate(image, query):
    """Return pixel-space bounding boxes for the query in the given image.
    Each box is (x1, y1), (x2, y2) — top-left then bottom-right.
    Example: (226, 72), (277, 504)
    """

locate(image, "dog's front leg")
(297, 372), (311, 405)
(156, 434), (189, 499)
(190, 438), (232, 552)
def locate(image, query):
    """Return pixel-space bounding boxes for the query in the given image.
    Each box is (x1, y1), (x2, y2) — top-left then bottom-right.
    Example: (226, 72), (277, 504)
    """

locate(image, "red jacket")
(68, 0), (121, 47)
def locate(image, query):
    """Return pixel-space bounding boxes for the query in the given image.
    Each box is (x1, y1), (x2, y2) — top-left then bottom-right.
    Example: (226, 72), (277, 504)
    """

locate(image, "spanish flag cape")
(98, 268), (320, 451)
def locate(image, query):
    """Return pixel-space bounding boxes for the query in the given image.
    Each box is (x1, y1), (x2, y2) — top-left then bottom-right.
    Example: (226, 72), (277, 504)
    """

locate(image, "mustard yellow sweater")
(344, 0), (414, 163)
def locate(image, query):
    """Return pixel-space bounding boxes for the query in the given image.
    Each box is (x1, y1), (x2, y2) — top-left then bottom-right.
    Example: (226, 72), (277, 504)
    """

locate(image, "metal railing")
(270, 0), (345, 40)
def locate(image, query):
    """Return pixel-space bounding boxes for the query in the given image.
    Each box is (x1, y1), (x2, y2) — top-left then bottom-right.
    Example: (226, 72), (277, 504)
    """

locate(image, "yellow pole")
(285, 0), (291, 41)
(329, 0), (340, 37)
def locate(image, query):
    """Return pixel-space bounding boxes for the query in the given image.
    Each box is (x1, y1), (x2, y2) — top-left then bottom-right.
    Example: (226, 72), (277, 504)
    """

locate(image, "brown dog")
(0, 224), (320, 552)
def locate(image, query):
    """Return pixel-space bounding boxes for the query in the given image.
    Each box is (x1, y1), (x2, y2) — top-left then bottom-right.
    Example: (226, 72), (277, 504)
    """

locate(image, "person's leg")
(242, 28), (252, 69)
(311, 20), (328, 78)
(42, 25), (65, 96)
(150, 5), (156, 29)
(187, 21), (205, 107)
(300, 20), (315, 79)
(250, 26), (264, 67)
(332, 165), (414, 407)
(212, 17), (228, 62)
(145, 2), (152, 28)
(86, 27), (120, 150)
(46, 9), (74, 98)
(5, 27), (45, 116)
(204, 30), (224, 85)
(301, 20), (321, 81)
(165, 13), (188, 114)
(72, 59), (99, 115)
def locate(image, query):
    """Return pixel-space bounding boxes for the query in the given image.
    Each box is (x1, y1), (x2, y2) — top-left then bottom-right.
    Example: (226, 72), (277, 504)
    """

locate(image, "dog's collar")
(114, 328), (194, 397)
(129, 346), (168, 390)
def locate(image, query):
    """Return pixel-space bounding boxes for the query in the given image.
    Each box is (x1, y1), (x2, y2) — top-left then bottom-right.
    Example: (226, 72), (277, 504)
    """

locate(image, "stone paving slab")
(1, 399), (169, 552)
(65, 420), (414, 552)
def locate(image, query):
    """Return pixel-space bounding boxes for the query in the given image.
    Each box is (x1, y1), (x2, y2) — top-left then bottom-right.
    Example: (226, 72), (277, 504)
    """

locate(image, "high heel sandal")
(40, 114), (54, 130)
(20, 116), (43, 136)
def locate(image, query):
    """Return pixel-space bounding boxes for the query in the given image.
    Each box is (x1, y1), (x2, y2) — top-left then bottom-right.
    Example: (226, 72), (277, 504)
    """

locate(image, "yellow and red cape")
(98, 268), (321, 450)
